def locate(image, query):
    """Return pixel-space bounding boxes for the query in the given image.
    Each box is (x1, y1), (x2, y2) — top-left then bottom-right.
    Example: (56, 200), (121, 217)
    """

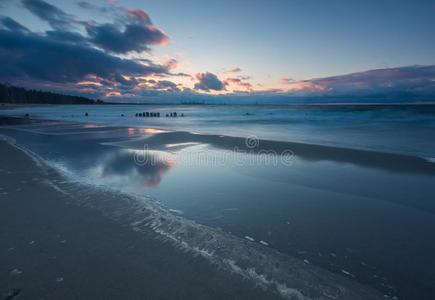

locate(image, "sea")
(1, 103), (435, 299)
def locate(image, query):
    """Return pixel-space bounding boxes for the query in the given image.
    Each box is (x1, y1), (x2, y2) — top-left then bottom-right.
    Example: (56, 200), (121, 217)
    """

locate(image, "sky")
(0, 0), (435, 102)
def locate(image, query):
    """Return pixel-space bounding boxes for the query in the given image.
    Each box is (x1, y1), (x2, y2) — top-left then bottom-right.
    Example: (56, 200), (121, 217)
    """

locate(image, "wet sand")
(0, 140), (280, 300)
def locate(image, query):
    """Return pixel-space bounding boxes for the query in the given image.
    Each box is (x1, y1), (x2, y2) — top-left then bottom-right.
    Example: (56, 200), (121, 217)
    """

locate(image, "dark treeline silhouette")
(0, 83), (101, 104)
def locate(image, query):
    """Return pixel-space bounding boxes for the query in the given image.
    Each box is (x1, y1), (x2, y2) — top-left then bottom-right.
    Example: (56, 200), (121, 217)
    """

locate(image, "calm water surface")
(2, 104), (435, 157)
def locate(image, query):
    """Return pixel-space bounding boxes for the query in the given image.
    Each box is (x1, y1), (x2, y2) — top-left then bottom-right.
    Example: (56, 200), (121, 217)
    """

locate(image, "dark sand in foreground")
(0, 140), (280, 300)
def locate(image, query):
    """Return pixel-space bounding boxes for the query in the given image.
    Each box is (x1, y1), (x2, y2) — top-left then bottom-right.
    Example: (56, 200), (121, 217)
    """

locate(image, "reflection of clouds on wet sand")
(127, 127), (168, 137)
(86, 149), (174, 189)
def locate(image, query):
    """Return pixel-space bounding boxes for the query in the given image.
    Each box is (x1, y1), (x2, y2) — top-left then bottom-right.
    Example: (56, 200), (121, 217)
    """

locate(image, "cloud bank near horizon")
(280, 65), (435, 98)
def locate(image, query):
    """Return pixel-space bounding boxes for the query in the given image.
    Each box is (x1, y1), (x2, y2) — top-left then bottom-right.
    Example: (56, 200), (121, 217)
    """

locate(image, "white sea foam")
(244, 236), (255, 242)
(341, 270), (354, 277)
(423, 156), (435, 163)
(166, 142), (200, 148)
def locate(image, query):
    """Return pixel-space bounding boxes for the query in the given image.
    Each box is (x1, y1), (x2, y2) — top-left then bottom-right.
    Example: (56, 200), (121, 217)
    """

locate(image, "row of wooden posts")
(81, 112), (184, 117)
(135, 112), (184, 117)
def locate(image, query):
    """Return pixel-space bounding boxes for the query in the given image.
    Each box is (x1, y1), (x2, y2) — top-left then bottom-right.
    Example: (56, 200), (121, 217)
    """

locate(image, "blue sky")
(0, 0), (434, 101)
(142, 0), (435, 78)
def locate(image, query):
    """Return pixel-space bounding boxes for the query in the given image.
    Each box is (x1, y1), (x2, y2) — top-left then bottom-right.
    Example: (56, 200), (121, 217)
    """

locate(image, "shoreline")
(2, 105), (435, 159)
(0, 129), (386, 299)
(2, 115), (435, 175)
(0, 139), (282, 300)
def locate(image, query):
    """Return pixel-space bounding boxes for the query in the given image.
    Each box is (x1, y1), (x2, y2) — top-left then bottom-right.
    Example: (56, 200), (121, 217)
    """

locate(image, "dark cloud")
(114, 74), (138, 87)
(194, 72), (225, 91)
(0, 0), (179, 99)
(76, 1), (109, 13)
(21, 0), (168, 54)
(21, 0), (75, 30)
(86, 22), (168, 54)
(174, 72), (194, 79)
(0, 20), (169, 89)
(0, 16), (29, 32)
(76, 1), (169, 54)
(153, 80), (179, 91)
(45, 29), (86, 44)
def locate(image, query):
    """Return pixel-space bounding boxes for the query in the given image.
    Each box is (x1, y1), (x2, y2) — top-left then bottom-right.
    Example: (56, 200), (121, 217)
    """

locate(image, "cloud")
(77, 1), (169, 54)
(86, 22), (168, 54)
(194, 72), (225, 91)
(45, 29), (87, 44)
(22, 0), (168, 54)
(165, 58), (178, 69)
(0, 0), (183, 99)
(21, 0), (76, 30)
(126, 9), (152, 23)
(0, 19), (170, 92)
(76, 1), (109, 13)
(224, 77), (253, 91)
(152, 80), (180, 91)
(285, 66), (435, 96)
(227, 67), (241, 73)
(280, 78), (296, 84)
(0, 16), (29, 32)
(78, 1), (151, 24)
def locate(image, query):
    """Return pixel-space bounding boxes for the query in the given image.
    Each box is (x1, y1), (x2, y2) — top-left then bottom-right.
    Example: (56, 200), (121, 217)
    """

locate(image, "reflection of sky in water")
(2, 123), (435, 300)
(84, 149), (174, 190)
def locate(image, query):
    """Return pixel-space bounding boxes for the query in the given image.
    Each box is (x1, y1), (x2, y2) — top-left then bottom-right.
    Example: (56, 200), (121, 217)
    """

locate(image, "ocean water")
(2, 104), (435, 157)
(2, 104), (435, 299)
